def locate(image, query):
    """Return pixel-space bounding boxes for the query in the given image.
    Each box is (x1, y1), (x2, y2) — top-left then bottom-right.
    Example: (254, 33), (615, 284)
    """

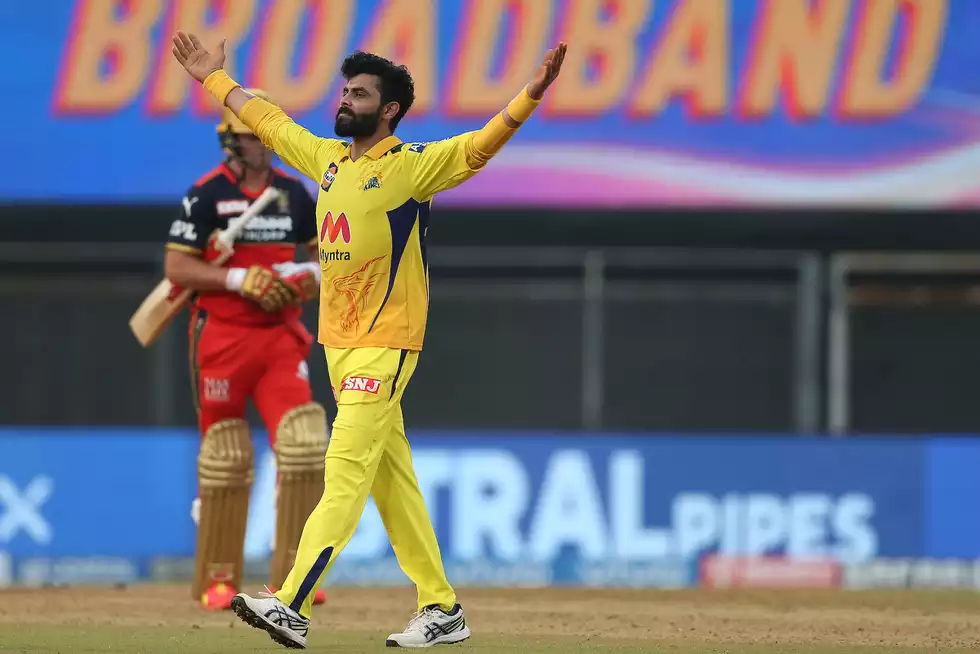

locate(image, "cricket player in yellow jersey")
(172, 30), (566, 649)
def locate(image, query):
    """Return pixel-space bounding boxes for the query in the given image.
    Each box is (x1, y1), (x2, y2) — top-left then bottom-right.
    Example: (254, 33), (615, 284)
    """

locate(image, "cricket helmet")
(217, 88), (271, 158)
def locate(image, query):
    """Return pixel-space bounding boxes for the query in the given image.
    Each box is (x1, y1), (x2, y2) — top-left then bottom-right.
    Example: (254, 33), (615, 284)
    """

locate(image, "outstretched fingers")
(550, 43), (566, 78)
(539, 42), (566, 81)
(172, 32), (189, 59)
(177, 31), (198, 56)
(188, 32), (205, 51)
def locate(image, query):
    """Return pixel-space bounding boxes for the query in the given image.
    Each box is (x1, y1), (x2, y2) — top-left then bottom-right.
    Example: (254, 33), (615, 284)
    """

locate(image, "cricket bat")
(128, 186), (282, 347)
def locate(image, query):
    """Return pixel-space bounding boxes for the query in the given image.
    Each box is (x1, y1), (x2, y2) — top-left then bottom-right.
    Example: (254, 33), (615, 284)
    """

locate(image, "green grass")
(0, 625), (974, 654)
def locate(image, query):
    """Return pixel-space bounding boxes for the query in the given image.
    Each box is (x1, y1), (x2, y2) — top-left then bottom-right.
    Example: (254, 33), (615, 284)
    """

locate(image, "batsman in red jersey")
(164, 89), (328, 610)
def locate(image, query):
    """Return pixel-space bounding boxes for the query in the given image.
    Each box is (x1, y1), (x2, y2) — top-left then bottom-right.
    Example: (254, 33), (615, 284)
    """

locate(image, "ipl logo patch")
(320, 163), (338, 192)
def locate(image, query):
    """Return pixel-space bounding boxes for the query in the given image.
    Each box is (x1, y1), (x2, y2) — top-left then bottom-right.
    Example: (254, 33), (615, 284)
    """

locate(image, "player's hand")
(273, 262), (320, 305)
(527, 42), (567, 100)
(171, 31), (226, 83)
(281, 271), (318, 304)
(240, 265), (295, 313)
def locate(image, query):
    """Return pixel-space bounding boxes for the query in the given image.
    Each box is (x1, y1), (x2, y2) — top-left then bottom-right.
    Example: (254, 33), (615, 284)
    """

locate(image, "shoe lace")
(406, 606), (439, 632)
(255, 586), (309, 631)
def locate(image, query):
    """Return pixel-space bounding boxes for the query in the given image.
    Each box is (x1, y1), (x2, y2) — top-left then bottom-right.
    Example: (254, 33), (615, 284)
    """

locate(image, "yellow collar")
(342, 135), (403, 162)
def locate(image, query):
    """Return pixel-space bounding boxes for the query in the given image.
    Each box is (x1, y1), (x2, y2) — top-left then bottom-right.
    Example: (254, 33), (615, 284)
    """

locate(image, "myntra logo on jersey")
(321, 212), (350, 244)
(320, 249), (353, 263)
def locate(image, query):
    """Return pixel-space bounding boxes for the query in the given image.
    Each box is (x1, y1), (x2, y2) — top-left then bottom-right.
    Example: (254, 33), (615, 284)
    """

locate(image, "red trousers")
(189, 310), (314, 443)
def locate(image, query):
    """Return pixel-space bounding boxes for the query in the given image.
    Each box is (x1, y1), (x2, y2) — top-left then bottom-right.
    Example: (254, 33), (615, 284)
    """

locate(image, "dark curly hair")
(340, 51), (415, 131)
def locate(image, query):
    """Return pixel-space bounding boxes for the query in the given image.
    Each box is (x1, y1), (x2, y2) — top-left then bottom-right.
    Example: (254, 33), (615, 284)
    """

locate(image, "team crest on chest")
(321, 163), (338, 192)
(359, 168), (383, 191)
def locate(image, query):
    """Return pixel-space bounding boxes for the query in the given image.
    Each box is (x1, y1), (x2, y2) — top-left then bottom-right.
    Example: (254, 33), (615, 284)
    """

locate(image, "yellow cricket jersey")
(235, 90), (539, 351)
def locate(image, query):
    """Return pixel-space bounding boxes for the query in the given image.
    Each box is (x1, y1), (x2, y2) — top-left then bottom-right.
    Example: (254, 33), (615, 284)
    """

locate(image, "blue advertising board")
(3, 0), (980, 208)
(0, 429), (200, 559)
(924, 439), (980, 559)
(0, 428), (949, 587)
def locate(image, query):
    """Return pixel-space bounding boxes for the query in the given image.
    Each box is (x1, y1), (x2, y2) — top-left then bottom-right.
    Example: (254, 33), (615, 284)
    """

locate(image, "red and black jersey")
(166, 163), (317, 326)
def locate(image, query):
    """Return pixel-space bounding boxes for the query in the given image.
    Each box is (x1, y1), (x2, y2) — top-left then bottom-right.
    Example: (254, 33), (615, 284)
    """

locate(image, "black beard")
(334, 107), (382, 138)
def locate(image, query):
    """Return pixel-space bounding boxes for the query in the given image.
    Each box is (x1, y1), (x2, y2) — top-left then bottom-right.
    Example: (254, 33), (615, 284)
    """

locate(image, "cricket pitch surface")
(1, 585), (979, 653)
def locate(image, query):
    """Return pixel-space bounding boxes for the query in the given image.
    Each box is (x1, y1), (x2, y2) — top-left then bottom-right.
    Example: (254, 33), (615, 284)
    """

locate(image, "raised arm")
(408, 43), (566, 201)
(171, 31), (342, 182)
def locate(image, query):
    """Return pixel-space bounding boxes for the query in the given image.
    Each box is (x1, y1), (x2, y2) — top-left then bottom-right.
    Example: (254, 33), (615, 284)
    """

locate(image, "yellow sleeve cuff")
(202, 69), (241, 106)
(506, 85), (541, 124)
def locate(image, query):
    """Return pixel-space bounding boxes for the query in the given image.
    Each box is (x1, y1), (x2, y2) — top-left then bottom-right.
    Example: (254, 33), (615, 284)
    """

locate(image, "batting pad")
(193, 418), (254, 600)
(270, 403), (328, 589)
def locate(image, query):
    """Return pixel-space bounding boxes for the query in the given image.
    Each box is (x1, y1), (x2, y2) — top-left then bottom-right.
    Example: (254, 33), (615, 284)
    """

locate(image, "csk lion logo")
(333, 256), (386, 332)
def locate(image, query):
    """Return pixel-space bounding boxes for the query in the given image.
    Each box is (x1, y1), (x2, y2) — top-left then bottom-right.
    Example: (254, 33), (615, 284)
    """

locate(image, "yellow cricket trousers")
(274, 346), (456, 618)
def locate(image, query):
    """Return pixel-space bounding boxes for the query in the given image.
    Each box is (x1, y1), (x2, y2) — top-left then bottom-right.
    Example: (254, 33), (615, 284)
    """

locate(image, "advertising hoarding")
(4, 0), (979, 208)
(0, 429), (940, 587)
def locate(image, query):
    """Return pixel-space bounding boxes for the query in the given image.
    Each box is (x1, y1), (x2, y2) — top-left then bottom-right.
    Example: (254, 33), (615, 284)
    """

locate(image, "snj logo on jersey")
(342, 376), (381, 394)
(320, 163), (338, 192)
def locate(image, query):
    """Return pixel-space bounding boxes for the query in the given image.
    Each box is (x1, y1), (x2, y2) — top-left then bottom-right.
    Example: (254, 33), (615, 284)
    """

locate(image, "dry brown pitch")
(0, 584), (978, 652)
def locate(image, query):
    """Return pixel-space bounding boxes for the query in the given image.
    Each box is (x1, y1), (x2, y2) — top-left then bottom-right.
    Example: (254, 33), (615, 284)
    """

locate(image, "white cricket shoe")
(230, 590), (309, 649)
(385, 603), (471, 648)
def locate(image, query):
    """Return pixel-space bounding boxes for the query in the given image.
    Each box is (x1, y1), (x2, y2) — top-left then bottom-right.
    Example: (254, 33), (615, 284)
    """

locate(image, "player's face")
(237, 134), (272, 170)
(335, 74), (386, 138)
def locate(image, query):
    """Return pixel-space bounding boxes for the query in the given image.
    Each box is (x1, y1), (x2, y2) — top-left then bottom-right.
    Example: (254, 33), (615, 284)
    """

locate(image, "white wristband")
(225, 267), (247, 293)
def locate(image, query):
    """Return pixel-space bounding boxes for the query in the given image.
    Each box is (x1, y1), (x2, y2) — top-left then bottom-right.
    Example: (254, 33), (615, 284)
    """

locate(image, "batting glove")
(226, 265), (296, 312)
(273, 262), (321, 304)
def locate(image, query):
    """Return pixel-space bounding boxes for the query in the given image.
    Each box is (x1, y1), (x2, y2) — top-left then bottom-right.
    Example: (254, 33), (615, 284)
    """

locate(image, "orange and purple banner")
(5, 0), (979, 207)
